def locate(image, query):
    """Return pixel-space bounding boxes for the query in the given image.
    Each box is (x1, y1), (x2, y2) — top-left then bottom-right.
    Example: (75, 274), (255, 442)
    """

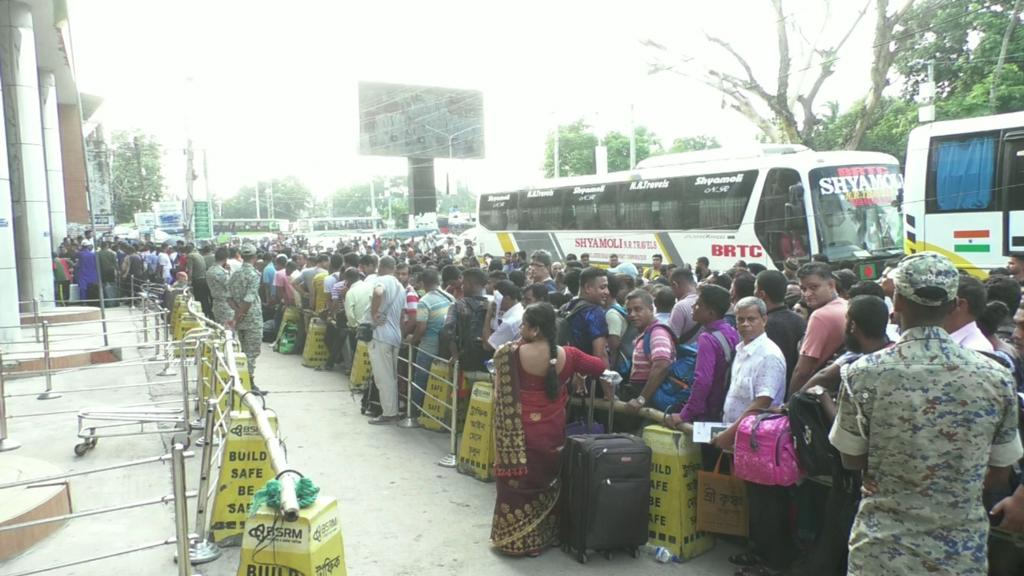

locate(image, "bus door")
(753, 168), (810, 268)
(1001, 130), (1024, 254)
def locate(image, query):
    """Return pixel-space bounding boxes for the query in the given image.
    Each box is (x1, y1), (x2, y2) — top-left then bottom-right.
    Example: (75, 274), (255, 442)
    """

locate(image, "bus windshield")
(808, 164), (903, 261)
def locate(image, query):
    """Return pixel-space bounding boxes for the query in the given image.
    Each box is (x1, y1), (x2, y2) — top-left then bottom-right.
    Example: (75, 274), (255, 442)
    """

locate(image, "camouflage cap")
(893, 251), (959, 306)
(239, 244), (257, 257)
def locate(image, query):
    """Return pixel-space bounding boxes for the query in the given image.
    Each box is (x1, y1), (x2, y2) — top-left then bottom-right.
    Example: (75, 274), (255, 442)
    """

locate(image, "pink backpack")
(733, 412), (803, 486)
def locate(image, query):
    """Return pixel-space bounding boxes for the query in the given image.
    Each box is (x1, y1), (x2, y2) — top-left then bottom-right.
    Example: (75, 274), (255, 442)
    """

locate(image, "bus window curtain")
(935, 137), (995, 210)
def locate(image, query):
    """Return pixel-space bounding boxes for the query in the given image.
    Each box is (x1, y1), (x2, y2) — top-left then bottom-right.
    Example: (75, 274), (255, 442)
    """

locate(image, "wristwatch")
(635, 395), (646, 406)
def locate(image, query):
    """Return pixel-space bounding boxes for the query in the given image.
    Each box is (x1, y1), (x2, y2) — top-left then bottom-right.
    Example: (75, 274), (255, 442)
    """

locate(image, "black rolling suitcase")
(561, 433), (651, 563)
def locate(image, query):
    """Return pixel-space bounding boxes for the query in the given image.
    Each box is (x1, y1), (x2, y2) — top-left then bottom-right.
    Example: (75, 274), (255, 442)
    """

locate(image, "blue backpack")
(642, 323), (699, 411)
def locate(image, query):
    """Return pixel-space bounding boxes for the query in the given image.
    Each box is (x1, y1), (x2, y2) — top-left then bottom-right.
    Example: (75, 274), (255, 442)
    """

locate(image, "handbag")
(696, 454), (749, 537)
(733, 412), (803, 486)
(356, 322), (374, 343)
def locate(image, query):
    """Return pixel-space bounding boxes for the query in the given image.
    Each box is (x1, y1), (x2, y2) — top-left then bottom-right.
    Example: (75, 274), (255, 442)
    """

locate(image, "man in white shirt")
(944, 275), (994, 352)
(157, 244), (174, 284)
(368, 256), (405, 424)
(484, 281), (524, 350)
(711, 295), (791, 571)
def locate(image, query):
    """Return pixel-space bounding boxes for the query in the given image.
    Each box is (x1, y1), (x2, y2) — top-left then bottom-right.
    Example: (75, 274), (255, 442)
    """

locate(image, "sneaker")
(367, 415), (400, 425)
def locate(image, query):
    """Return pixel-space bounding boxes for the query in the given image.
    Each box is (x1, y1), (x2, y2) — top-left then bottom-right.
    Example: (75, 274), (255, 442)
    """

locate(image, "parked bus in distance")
(476, 145), (903, 279)
(212, 218), (289, 236)
(292, 217), (384, 234)
(903, 111), (1024, 277)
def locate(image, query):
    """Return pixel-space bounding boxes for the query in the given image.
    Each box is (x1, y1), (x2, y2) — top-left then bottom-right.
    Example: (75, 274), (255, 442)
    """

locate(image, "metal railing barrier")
(0, 444), (198, 576)
(399, 343), (459, 468)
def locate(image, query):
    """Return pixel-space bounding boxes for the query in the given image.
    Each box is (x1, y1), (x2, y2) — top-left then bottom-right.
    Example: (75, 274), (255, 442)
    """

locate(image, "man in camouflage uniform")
(830, 252), (1023, 575)
(227, 244), (263, 381)
(206, 247), (233, 326)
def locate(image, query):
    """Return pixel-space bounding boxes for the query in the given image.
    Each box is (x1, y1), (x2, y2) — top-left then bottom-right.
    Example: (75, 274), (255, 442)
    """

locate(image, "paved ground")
(1, 310), (740, 575)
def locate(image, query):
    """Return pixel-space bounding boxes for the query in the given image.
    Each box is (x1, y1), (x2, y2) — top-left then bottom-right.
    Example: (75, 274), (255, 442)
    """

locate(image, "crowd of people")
(60, 228), (1024, 575)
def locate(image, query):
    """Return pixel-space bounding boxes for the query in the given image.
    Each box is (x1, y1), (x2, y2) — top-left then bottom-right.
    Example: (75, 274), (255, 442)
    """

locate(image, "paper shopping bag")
(696, 455), (749, 537)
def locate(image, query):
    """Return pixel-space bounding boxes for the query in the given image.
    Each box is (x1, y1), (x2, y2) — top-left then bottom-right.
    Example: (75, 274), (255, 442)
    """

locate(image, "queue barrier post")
(0, 349), (21, 452)
(179, 339), (192, 431)
(37, 321), (62, 400)
(171, 442), (198, 576)
(438, 360), (459, 468)
(189, 399), (222, 564)
(159, 320), (178, 376)
(397, 342), (419, 429)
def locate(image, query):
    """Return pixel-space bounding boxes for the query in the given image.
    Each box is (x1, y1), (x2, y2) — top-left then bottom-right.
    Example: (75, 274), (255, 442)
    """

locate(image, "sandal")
(729, 553), (761, 567)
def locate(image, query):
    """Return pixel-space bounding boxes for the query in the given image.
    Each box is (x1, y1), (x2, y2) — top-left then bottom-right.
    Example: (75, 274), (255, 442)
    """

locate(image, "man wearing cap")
(829, 252), (1023, 575)
(227, 244), (264, 382)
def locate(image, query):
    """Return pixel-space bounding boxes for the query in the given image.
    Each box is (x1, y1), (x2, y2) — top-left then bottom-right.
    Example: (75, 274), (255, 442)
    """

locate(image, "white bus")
(293, 217), (384, 233)
(903, 111), (1024, 277)
(476, 146), (904, 279)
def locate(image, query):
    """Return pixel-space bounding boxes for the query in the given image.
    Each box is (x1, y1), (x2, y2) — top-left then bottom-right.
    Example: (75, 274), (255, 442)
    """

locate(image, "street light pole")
(424, 124), (479, 196)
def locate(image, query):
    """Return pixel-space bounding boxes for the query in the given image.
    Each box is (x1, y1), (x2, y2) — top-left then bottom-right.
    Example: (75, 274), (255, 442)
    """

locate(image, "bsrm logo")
(247, 523), (304, 542)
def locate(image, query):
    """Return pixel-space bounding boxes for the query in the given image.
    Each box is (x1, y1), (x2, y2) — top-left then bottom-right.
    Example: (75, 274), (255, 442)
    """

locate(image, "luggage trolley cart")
(73, 326), (211, 456)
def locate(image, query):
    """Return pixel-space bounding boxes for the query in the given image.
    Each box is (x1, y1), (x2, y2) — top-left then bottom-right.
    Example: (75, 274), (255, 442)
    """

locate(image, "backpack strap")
(839, 363), (868, 439)
(677, 322), (701, 344)
(710, 330), (733, 364)
(642, 323), (674, 359)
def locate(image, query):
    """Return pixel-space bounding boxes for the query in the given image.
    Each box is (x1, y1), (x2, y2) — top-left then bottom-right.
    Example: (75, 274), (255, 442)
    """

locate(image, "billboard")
(358, 82), (484, 159)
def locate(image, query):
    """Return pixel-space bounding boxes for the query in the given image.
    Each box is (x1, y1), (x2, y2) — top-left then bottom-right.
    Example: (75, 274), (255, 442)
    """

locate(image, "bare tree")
(645, 0), (868, 145)
(845, 0), (916, 149)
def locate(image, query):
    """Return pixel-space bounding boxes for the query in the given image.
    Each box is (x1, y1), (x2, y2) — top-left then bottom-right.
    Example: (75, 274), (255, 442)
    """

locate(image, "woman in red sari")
(490, 303), (607, 556)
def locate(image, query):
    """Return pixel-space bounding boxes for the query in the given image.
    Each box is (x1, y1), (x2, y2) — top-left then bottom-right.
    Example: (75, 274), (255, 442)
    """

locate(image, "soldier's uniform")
(830, 252), (1023, 576)
(207, 262), (233, 326)
(228, 245), (263, 379)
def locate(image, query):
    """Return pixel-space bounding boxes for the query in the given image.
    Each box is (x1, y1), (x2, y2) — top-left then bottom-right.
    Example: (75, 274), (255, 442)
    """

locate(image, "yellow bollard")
(301, 317), (329, 369)
(276, 305), (302, 344)
(418, 361), (453, 432)
(209, 410), (277, 545)
(349, 340), (372, 391)
(236, 496), (346, 576)
(642, 425), (715, 560)
(457, 381), (494, 481)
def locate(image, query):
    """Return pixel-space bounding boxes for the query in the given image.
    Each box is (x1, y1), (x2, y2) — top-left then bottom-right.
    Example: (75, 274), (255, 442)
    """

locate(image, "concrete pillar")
(39, 70), (65, 249)
(0, 1), (54, 309)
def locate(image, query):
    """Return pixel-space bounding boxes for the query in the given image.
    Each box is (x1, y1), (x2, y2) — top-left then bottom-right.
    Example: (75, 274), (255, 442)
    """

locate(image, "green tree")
(668, 135), (721, 153)
(603, 126), (662, 171)
(543, 119), (599, 177)
(221, 176), (312, 220)
(110, 130), (165, 223)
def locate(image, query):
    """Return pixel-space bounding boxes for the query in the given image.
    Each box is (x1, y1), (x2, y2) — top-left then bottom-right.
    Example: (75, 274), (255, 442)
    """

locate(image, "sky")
(70, 0), (879, 205)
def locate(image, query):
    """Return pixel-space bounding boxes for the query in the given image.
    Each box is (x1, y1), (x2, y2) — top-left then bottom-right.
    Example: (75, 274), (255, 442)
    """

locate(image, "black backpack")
(788, 391), (841, 478)
(455, 295), (491, 372)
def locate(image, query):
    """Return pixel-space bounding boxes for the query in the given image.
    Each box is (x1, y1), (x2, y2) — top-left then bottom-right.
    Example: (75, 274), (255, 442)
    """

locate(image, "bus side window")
(754, 168), (807, 266)
(926, 133), (998, 212)
(1002, 135), (1024, 212)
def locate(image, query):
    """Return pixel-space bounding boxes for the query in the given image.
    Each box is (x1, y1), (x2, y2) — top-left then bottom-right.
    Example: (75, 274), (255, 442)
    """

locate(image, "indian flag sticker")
(953, 230), (991, 253)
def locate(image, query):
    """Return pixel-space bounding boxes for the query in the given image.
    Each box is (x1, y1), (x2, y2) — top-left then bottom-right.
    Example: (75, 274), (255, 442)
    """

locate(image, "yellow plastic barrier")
(313, 271), (329, 314)
(457, 381), (494, 481)
(642, 425), (715, 560)
(236, 496), (346, 576)
(276, 305), (302, 344)
(418, 360), (453, 432)
(210, 410), (278, 545)
(349, 341), (372, 391)
(170, 295), (187, 338)
(302, 318), (329, 369)
(173, 316), (203, 355)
